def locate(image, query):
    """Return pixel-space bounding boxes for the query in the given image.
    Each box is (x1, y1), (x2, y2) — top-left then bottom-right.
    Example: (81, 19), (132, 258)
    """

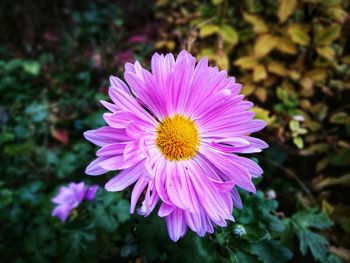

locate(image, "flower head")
(84, 50), (268, 241)
(52, 182), (98, 222)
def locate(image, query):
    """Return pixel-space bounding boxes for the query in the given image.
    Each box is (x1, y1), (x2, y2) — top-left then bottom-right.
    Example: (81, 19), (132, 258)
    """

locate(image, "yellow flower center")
(156, 114), (200, 161)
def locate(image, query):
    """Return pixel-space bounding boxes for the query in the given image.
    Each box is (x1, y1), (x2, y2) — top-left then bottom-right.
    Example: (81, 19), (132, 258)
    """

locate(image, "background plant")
(0, 0), (349, 262)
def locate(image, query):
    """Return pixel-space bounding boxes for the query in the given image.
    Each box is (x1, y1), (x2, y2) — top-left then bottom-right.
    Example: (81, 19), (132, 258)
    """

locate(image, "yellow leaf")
(274, 36), (297, 54)
(198, 48), (229, 70)
(300, 77), (314, 97)
(316, 157), (329, 172)
(300, 99), (311, 110)
(255, 87), (267, 102)
(267, 61), (288, 76)
(165, 41), (176, 50)
(253, 64), (267, 82)
(156, 0), (169, 7)
(313, 174), (350, 190)
(199, 24), (220, 38)
(263, 76), (278, 88)
(277, 0), (297, 23)
(330, 112), (350, 124)
(215, 53), (229, 70)
(330, 247), (350, 263)
(155, 40), (176, 50)
(316, 46), (335, 60)
(219, 24), (239, 45)
(198, 48), (215, 57)
(327, 7), (349, 23)
(287, 24), (310, 46)
(321, 200), (334, 215)
(243, 12), (268, 34)
(254, 34), (276, 58)
(306, 68), (327, 82)
(212, 0), (224, 4)
(234, 56), (257, 69)
(321, 0), (342, 7)
(251, 106), (271, 124)
(300, 143), (328, 156)
(241, 84), (256, 96)
(315, 24), (341, 46)
(303, 0), (321, 3)
(342, 55), (350, 65)
(288, 70), (301, 80)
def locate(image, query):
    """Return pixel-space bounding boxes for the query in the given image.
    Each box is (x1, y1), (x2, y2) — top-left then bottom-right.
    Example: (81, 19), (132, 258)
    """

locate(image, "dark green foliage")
(132, 191), (292, 263)
(282, 210), (340, 263)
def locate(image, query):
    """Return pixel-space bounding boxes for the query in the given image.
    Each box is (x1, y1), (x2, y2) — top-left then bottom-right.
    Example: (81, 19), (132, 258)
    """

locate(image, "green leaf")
(251, 240), (293, 263)
(115, 199), (130, 223)
(25, 102), (48, 122)
(287, 209), (334, 263)
(230, 251), (260, 263)
(94, 206), (119, 232)
(0, 132), (15, 145)
(298, 231), (329, 261)
(289, 120), (300, 131)
(0, 188), (13, 207)
(91, 191), (129, 233)
(22, 61), (41, 76)
(293, 136), (304, 149)
(292, 209), (333, 230)
(83, 111), (105, 128)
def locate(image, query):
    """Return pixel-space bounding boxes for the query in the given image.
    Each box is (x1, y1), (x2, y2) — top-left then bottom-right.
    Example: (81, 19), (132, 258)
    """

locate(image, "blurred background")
(0, 0), (349, 262)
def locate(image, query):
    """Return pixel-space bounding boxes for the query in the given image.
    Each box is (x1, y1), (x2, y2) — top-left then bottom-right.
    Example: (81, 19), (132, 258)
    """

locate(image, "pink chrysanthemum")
(52, 182), (98, 222)
(84, 50), (268, 241)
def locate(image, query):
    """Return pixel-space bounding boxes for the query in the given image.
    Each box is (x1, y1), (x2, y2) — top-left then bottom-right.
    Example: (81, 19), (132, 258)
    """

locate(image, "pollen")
(156, 114), (200, 161)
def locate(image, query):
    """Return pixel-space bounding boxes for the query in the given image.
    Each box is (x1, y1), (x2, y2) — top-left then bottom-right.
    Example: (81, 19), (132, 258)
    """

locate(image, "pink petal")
(158, 203), (175, 217)
(166, 208), (187, 242)
(100, 100), (119, 112)
(85, 185), (98, 201)
(130, 176), (149, 213)
(110, 76), (130, 93)
(96, 143), (126, 156)
(105, 161), (145, 191)
(85, 157), (109, 176)
(199, 147), (256, 193)
(83, 130), (117, 147)
(98, 155), (144, 171)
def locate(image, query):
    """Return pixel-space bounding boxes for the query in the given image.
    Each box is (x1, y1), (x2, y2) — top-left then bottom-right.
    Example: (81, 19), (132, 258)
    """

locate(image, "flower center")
(156, 114), (200, 161)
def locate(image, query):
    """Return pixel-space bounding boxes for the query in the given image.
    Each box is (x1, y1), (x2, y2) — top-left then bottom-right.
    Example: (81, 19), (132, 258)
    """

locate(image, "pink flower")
(115, 50), (134, 65)
(84, 50), (268, 241)
(127, 35), (147, 44)
(52, 182), (98, 222)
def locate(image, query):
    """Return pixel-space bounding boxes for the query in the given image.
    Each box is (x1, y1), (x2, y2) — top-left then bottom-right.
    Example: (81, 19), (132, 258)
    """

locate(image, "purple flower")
(84, 50), (268, 241)
(52, 182), (98, 222)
